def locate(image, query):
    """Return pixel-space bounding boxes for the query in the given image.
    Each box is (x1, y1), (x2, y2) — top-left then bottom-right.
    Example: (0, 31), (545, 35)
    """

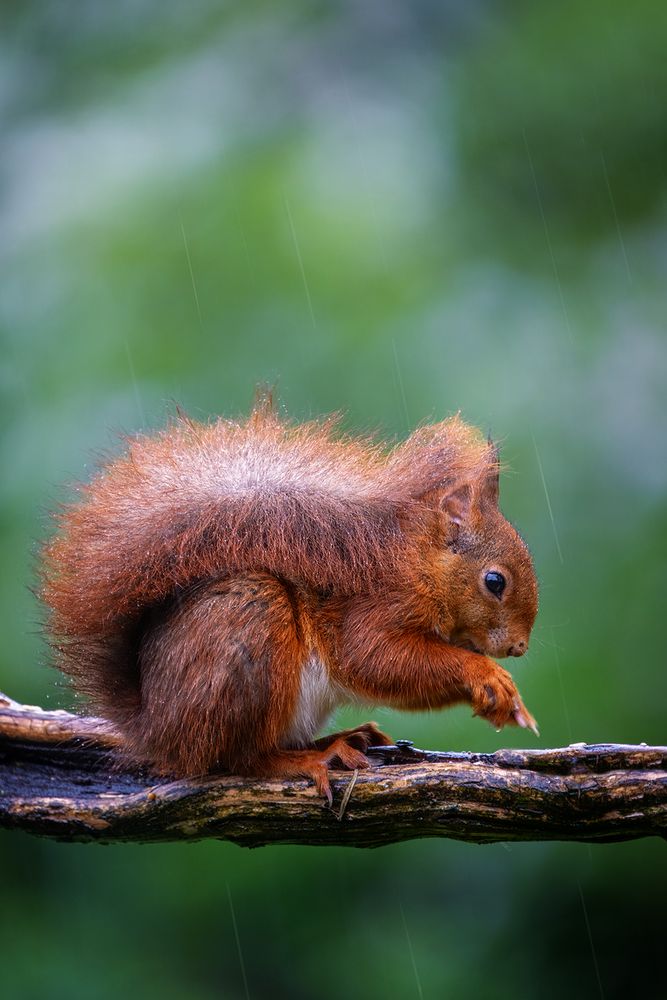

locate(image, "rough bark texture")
(1, 693), (665, 847)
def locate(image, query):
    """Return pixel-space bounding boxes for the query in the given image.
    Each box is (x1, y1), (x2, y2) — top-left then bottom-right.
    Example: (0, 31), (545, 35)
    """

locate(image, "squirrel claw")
(314, 767), (334, 806)
(512, 703), (539, 737)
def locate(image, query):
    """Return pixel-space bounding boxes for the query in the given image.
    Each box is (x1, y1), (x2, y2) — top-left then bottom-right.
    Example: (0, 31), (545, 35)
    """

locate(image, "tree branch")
(1, 692), (665, 847)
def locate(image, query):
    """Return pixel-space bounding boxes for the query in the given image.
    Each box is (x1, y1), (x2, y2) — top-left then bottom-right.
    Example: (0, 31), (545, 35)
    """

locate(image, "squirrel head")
(430, 446), (538, 659)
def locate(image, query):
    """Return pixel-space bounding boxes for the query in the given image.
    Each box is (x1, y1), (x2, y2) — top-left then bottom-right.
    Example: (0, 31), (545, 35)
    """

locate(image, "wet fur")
(41, 402), (538, 794)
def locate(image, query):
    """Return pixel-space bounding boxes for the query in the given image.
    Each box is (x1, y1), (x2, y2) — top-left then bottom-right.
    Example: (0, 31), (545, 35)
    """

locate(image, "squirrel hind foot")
(313, 721), (393, 753)
(258, 728), (388, 805)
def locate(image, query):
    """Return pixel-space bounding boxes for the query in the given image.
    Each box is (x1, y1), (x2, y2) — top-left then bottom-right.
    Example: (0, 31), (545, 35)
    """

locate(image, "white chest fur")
(281, 655), (342, 748)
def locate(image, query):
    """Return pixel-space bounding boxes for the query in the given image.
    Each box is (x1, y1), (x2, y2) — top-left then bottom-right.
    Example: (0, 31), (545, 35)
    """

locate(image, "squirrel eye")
(484, 571), (506, 598)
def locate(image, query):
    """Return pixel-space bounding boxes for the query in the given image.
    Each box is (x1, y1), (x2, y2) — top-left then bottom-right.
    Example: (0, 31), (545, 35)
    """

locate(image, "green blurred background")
(1, 1), (666, 997)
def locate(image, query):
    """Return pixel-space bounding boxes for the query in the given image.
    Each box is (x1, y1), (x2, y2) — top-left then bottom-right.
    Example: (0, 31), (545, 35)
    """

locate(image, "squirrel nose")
(507, 640), (527, 657)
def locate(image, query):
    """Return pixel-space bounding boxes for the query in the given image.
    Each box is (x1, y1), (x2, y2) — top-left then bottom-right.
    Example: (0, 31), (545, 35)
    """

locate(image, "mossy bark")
(1, 693), (665, 847)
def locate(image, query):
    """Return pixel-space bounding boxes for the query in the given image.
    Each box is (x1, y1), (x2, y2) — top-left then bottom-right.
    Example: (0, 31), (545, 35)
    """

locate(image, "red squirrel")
(41, 397), (539, 802)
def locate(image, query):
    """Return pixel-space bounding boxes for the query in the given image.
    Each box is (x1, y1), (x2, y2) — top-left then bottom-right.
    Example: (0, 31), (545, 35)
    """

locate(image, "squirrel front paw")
(470, 659), (539, 736)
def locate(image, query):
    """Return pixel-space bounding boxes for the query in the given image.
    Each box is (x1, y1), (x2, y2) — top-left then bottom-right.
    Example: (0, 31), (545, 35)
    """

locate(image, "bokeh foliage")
(1, 1), (666, 997)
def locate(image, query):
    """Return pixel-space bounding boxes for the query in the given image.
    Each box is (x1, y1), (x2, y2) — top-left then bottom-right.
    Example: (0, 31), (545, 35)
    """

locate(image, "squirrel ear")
(438, 482), (476, 548)
(440, 482), (474, 525)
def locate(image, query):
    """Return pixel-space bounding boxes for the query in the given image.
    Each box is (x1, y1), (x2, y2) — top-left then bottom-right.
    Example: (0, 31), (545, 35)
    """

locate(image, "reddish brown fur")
(41, 401), (539, 801)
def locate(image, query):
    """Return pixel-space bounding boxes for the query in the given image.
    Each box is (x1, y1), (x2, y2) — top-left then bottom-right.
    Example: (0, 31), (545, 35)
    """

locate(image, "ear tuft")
(482, 437), (500, 507)
(253, 383), (278, 415)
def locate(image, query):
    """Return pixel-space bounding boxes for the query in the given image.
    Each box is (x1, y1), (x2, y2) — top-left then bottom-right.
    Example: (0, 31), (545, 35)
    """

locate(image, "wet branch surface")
(1, 693), (665, 847)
